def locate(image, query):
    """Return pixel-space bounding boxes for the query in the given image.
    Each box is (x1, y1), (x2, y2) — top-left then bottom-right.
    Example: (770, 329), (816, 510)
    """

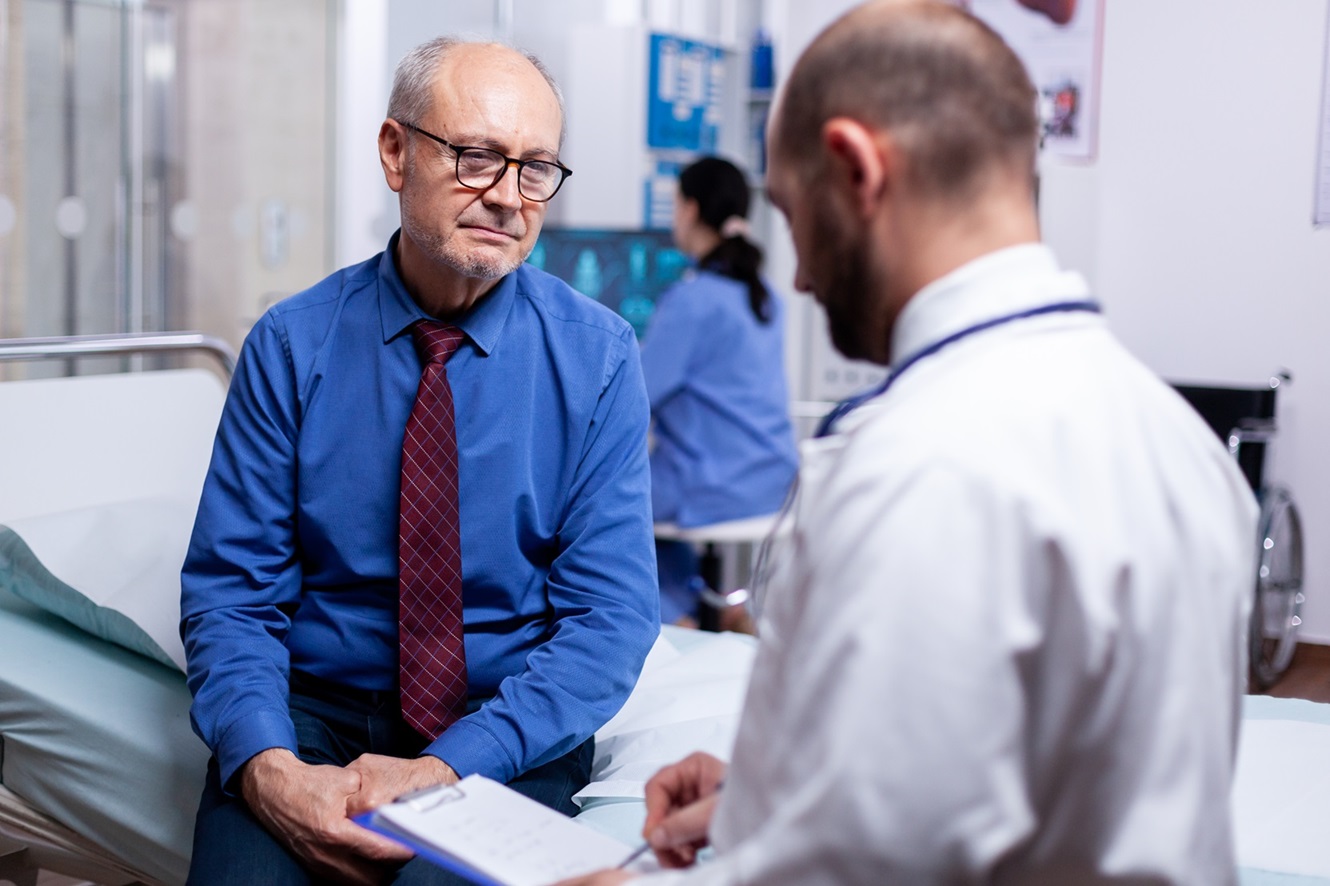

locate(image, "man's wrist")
(240, 747), (300, 803)
(418, 753), (460, 785)
(215, 706), (303, 792)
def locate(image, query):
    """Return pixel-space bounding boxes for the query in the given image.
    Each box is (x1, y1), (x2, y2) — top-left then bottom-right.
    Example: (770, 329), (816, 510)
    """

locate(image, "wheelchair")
(1172, 374), (1305, 689)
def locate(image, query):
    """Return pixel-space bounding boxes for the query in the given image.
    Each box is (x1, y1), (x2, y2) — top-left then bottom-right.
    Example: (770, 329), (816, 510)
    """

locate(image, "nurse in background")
(641, 156), (798, 626)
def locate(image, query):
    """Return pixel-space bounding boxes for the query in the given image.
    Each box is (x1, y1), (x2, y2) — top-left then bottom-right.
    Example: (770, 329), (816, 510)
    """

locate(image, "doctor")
(565, 1), (1258, 883)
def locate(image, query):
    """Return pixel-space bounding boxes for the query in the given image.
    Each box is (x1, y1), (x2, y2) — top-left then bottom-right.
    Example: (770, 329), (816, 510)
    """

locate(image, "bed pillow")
(0, 497), (198, 672)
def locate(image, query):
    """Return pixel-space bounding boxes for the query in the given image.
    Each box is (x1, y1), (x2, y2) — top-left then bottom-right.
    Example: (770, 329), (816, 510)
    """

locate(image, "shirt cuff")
(423, 717), (515, 783)
(216, 706), (300, 794)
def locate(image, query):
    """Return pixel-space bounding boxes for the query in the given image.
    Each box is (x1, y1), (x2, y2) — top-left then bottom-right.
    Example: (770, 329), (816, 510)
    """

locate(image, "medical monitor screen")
(528, 227), (689, 338)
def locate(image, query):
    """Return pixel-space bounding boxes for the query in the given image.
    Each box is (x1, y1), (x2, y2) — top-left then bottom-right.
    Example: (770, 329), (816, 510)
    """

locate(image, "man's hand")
(642, 752), (727, 869)
(240, 748), (413, 884)
(345, 753), (460, 817)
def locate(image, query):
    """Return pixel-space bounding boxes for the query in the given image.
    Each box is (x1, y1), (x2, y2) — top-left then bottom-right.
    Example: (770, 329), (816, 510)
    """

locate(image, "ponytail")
(700, 236), (769, 323)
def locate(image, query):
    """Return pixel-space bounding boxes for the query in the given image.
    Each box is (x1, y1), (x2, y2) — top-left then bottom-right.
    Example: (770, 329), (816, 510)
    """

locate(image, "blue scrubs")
(640, 268), (798, 621)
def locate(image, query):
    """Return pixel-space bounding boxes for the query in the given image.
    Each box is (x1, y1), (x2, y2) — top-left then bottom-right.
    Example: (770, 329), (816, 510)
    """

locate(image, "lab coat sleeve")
(423, 325), (660, 782)
(179, 312), (303, 791)
(642, 460), (1042, 885)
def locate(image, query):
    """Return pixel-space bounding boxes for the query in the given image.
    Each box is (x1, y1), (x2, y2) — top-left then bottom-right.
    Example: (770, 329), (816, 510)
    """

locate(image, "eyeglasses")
(401, 122), (572, 202)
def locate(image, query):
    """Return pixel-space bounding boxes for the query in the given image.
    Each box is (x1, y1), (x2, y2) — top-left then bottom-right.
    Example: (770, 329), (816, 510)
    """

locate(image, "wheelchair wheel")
(1249, 485), (1305, 689)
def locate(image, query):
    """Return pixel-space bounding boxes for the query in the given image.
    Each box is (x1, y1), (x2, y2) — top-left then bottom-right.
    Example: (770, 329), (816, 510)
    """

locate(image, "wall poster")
(969, 0), (1105, 161)
(646, 33), (726, 153)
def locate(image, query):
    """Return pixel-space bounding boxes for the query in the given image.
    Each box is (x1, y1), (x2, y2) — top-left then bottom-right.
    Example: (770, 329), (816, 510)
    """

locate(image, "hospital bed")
(0, 334), (1326, 886)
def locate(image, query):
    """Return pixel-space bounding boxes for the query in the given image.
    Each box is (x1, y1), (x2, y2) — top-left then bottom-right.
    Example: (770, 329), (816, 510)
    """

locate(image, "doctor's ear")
(821, 117), (893, 218)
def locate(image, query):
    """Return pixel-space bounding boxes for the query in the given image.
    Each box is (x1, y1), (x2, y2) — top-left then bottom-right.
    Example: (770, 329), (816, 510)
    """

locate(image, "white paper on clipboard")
(360, 774), (644, 885)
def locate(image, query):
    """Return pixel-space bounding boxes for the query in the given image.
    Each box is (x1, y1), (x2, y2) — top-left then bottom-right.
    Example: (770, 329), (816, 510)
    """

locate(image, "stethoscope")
(748, 299), (1102, 616)
(815, 300), (1102, 438)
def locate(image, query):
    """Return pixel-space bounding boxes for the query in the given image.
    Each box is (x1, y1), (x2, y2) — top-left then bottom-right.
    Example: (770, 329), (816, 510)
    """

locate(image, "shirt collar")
(377, 229), (518, 356)
(889, 243), (1091, 369)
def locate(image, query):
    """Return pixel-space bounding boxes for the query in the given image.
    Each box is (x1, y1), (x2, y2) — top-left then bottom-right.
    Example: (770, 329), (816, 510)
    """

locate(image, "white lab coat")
(646, 245), (1258, 885)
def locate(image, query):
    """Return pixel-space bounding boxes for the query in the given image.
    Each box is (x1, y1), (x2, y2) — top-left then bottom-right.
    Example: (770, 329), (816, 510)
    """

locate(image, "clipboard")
(355, 774), (641, 886)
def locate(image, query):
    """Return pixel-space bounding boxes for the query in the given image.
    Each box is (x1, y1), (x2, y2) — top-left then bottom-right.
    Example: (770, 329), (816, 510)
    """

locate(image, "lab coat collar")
(889, 243), (1092, 371)
(377, 229), (517, 356)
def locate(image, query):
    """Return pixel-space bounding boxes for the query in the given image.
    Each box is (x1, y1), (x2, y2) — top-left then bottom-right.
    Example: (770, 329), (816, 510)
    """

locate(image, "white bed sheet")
(1237, 695), (1330, 886)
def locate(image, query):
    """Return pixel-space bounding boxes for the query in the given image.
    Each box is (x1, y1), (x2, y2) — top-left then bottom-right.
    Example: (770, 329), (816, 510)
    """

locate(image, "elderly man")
(181, 37), (658, 885)
(566, 2), (1257, 884)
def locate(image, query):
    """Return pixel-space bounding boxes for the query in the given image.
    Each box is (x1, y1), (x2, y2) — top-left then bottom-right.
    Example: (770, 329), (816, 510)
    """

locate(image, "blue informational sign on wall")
(643, 158), (684, 230)
(646, 33), (726, 152)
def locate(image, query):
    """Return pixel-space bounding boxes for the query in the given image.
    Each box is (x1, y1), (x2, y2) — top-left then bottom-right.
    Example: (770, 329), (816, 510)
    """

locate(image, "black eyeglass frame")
(401, 121), (572, 202)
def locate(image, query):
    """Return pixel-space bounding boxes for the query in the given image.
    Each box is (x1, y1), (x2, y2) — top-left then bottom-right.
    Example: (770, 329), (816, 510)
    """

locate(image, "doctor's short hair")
(386, 36), (567, 147)
(775, 0), (1038, 200)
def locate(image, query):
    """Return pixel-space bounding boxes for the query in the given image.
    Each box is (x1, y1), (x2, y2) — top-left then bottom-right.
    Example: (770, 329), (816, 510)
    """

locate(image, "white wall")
(1041, 0), (1330, 641)
(773, 1), (1330, 641)
(335, 0), (390, 268)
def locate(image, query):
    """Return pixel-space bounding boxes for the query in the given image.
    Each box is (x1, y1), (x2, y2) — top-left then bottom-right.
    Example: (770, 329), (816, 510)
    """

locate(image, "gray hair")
(386, 36), (567, 147)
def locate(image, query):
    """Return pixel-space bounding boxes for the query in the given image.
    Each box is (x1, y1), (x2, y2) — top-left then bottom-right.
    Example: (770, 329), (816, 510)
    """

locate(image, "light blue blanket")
(0, 583), (207, 885)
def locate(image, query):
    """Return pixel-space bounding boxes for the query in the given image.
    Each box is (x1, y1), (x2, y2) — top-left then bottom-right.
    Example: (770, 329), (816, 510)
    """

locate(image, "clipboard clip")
(395, 783), (468, 813)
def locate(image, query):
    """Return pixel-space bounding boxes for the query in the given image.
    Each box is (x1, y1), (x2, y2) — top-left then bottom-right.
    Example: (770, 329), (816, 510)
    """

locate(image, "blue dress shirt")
(181, 233), (659, 790)
(640, 269), (798, 527)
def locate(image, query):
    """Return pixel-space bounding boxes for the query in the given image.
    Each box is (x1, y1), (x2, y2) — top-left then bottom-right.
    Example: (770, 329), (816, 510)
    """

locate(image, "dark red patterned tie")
(399, 320), (468, 739)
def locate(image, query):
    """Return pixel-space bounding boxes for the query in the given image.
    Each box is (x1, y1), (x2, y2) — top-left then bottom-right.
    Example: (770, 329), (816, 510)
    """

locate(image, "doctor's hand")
(642, 751), (728, 869)
(345, 752), (459, 817)
(240, 747), (413, 884)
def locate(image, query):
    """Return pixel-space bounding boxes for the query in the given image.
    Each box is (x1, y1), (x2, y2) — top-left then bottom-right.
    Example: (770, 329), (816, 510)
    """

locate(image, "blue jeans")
(187, 670), (593, 885)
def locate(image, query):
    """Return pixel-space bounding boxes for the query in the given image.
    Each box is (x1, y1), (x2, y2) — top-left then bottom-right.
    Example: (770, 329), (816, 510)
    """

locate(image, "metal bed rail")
(0, 331), (238, 378)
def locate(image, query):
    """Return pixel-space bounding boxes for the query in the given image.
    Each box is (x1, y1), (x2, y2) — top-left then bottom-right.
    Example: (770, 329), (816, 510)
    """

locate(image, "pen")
(618, 778), (723, 868)
(617, 841), (650, 869)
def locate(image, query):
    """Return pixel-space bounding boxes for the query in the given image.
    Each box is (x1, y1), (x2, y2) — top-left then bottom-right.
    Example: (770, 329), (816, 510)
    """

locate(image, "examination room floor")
(1260, 642), (1330, 704)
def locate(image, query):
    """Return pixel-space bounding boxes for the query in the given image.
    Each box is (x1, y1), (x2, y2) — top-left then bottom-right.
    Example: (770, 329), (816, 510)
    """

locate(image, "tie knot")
(411, 320), (465, 365)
